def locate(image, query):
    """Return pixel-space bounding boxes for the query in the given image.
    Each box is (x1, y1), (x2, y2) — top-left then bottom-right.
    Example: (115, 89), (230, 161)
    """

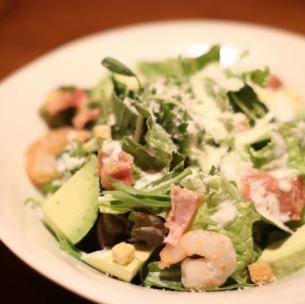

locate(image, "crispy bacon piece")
(43, 89), (101, 129)
(164, 186), (204, 246)
(99, 140), (134, 190)
(241, 170), (305, 221)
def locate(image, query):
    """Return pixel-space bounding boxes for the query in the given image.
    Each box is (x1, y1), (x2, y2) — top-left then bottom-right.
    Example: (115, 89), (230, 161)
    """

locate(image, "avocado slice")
(259, 224), (305, 278)
(43, 157), (99, 244)
(81, 245), (153, 282)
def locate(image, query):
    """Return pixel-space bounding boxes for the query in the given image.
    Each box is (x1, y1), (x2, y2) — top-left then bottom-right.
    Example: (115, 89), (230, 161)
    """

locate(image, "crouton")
(112, 242), (135, 265)
(93, 125), (111, 139)
(248, 261), (275, 285)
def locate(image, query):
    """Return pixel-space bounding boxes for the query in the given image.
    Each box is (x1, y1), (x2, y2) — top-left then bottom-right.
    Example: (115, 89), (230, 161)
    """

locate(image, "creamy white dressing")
(234, 113), (275, 151)
(249, 180), (290, 225)
(220, 152), (251, 185)
(181, 168), (207, 193)
(278, 179), (292, 192)
(101, 140), (122, 163)
(134, 171), (163, 189)
(192, 145), (227, 174)
(56, 153), (85, 173)
(211, 200), (237, 228)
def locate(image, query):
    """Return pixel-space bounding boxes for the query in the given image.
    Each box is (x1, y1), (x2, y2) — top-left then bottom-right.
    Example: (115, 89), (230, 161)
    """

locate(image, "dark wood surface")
(1, 0), (305, 302)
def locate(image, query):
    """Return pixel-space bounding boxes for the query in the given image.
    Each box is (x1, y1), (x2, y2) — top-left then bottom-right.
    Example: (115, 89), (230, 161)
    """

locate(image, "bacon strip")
(164, 186), (204, 246)
(241, 170), (305, 221)
(99, 140), (134, 190)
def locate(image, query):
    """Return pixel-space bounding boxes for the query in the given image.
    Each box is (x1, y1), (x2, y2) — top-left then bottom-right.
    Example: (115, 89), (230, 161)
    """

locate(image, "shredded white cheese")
(134, 171), (163, 189)
(211, 200), (237, 228)
(278, 179), (292, 192)
(101, 140), (122, 163)
(249, 180), (289, 223)
(56, 153), (85, 173)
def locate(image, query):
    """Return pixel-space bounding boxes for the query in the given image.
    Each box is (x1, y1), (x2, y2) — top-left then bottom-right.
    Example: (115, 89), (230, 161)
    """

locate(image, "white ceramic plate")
(1, 20), (305, 304)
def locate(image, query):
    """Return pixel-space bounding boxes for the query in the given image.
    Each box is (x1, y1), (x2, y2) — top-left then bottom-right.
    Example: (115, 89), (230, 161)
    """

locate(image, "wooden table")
(0, 0), (304, 302)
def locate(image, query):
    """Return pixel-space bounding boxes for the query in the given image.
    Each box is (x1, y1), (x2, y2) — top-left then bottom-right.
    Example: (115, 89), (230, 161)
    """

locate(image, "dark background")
(1, 0), (305, 302)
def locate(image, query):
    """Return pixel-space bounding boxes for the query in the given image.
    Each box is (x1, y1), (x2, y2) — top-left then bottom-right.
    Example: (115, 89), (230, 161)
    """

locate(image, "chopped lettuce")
(247, 139), (275, 168)
(191, 177), (260, 283)
(138, 45), (220, 78)
(227, 84), (268, 125)
(122, 105), (177, 171)
(279, 120), (305, 176)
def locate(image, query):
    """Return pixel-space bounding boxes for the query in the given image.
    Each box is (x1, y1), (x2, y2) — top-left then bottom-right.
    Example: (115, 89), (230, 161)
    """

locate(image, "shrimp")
(26, 127), (90, 185)
(42, 89), (101, 129)
(159, 230), (237, 289)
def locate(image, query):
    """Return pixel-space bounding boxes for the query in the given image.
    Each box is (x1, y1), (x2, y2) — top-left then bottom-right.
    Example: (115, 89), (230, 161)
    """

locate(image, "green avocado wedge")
(81, 245), (153, 282)
(43, 157), (99, 244)
(259, 225), (305, 278)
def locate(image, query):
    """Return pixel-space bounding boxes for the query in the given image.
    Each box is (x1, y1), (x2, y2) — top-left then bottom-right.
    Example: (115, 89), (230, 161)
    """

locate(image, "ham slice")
(241, 170), (305, 221)
(164, 186), (204, 246)
(43, 89), (101, 129)
(99, 140), (134, 190)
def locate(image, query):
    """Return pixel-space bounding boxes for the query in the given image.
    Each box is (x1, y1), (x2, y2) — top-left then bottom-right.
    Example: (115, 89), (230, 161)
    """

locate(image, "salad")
(25, 45), (305, 291)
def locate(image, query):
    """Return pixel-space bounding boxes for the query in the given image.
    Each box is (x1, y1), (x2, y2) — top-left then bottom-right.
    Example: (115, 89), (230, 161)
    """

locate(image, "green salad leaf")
(122, 105), (177, 171)
(138, 45), (220, 78)
(243, 68), (270, 87)
(227, 84), (268, 125)
(191, 177), (260, 284)
(130, 211), (168, 246)
(279, 120), (305, 176)
(248, 139), (275, 168)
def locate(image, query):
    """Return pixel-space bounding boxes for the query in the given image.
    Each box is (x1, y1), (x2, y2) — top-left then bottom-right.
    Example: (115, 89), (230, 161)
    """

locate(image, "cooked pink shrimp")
(26, 127), (90, 185)
(160, 230), (237, 289)
(42, 89), (101, 129)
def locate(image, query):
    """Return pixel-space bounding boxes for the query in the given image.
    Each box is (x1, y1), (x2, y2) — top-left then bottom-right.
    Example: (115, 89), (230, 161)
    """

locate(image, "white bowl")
(0, 20), (305, 304)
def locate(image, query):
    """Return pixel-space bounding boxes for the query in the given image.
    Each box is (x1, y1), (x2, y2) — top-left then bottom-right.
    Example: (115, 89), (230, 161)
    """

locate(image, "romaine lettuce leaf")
(191, 177), (260, 284)
(227, 84), (268, 125)
(279, 121), (305, 176)
(138, 45), (220, 78)
(122, 105), (177, 171)
(248, 139), (275, 168)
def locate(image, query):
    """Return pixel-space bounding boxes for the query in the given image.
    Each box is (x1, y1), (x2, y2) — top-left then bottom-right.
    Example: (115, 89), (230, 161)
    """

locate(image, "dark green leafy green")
(122, 137), (166, 170)
(243, 68), (270, 87)
(248, 139), (275, 168)
(112, 93), (139, 131)
(138, 45), (220, 78)
(227, 84), (268, 125)
(122, 106), (177, 171)
(102, 57), (142, 88)
(102, 57), (136, 77)
(130, 211), (168, 246)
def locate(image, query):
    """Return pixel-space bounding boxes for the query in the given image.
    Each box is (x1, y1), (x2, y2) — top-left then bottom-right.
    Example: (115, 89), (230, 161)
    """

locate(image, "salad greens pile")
(26, 44), (305, 291)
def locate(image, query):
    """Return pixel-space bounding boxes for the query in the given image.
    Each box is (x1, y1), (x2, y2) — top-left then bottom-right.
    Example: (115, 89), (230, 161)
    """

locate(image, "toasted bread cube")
(93, 125), (111, 139)
(112, 242), (135, 266)
(248, 262), (275, 285)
